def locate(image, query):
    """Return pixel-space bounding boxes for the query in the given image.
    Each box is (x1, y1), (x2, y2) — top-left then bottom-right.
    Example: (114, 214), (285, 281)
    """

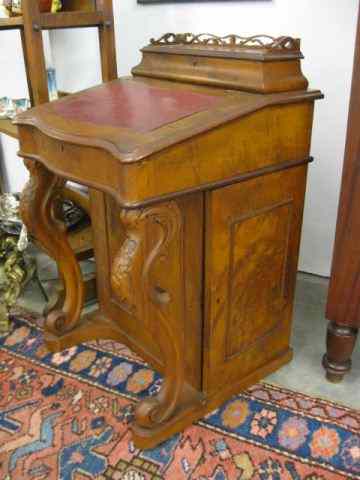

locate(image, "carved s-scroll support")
(111, 201), (190, 432)
(20, 158), (84, 336)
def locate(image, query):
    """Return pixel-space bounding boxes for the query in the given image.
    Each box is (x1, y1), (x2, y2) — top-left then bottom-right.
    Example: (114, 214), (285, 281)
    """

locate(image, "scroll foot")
(132, 383), (204, 449)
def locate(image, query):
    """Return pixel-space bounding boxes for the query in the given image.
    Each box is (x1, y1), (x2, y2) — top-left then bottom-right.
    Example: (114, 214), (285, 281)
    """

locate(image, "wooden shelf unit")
(0, 0), (117, 178)
(0, 16), (23, 29)
(0, 0), (117, 109)
(0, 0), (117, 261)
(0, 119), (18, 139)
(0, 0), (118, 304)
(0, 11), (104, 31)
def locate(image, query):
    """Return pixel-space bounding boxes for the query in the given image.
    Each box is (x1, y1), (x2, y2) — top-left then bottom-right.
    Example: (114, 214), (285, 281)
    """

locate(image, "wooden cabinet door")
(203, 165), (308, 394)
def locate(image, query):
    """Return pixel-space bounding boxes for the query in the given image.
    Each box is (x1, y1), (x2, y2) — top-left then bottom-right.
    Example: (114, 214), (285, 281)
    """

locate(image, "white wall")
(1, 0), (358, 276)
(0, 30), (53, 191)
(0, 29), (30, 191)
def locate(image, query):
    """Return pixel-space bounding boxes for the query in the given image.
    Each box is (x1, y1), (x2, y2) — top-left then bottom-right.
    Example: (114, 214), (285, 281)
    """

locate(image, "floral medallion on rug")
(0, 311), (359, 480)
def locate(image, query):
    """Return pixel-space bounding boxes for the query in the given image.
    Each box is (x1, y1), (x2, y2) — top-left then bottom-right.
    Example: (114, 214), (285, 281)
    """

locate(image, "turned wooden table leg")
(323, 321), (358, 383)
(20, 158), (85, 338)
(111, 201), (202, 448)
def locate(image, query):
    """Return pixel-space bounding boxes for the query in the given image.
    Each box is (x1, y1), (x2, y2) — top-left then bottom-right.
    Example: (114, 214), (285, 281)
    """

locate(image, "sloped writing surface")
(52, 79), (222, 133)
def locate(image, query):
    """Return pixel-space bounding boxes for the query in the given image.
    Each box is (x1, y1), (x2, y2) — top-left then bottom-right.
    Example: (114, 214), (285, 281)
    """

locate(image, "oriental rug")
(0, 311), (359, 480)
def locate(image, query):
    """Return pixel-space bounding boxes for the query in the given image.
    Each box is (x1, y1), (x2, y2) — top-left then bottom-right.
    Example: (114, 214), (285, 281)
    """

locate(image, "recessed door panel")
(203, 165), (308, 394)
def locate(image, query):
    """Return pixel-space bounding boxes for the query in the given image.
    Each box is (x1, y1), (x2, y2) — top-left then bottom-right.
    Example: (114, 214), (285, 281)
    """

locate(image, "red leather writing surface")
(52, 80), (222, 133)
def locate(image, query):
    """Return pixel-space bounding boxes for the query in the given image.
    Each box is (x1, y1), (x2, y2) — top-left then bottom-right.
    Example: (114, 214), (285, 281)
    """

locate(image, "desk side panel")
(89, 189), (204, 390)
(122, 102), (315, 206)
(203, 164), (308, 394)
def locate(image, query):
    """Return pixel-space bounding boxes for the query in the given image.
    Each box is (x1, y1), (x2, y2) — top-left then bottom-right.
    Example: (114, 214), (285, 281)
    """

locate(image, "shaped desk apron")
(16, 42), (322, 448)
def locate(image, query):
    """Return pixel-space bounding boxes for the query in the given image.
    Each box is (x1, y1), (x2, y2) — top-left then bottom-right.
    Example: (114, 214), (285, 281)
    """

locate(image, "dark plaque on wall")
(138, 0), (269, 4)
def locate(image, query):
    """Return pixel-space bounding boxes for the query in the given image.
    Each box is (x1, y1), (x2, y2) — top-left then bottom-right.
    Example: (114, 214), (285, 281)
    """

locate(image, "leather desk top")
(15, 76), (322, 164)
(52, 80), (223, 133)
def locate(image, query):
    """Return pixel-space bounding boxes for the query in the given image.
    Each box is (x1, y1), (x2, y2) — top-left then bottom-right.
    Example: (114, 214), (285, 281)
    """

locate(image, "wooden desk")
(16, 33), (322, 448)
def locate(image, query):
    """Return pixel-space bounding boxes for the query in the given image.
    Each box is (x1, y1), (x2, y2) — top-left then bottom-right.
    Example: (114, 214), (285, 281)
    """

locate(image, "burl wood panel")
(204, 165), (308, 394)
(226, 202), (292, 358)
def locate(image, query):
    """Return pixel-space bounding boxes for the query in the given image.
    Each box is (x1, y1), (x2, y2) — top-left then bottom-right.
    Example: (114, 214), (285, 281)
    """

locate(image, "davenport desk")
(16, 34), (322, 448)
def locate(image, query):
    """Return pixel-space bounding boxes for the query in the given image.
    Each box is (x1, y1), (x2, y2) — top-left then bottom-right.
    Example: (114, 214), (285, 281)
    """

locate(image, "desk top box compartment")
(15, 34), (323, 448)
(133, 32), (309, 93)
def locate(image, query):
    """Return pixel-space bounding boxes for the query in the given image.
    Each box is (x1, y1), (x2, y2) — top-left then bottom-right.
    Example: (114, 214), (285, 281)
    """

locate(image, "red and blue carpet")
(0, 311), (359, 480)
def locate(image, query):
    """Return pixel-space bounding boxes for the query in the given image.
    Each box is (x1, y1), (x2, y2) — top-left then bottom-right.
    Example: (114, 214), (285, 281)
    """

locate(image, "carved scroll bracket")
(111, 201), (187, 429)
(20, 158), (85, 336)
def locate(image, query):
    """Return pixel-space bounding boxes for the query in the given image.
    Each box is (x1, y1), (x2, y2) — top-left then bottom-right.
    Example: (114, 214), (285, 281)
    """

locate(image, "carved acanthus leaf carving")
(111, 209), (143, 314)
(150, 33), (300, 51)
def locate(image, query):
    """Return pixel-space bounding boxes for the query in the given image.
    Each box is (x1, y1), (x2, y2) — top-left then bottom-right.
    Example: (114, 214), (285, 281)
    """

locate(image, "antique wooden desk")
(16, 34), (322, 448)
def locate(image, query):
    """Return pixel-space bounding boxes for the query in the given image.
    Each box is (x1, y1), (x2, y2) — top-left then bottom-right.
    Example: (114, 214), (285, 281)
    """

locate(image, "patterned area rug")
(0, 311), (359, 480)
